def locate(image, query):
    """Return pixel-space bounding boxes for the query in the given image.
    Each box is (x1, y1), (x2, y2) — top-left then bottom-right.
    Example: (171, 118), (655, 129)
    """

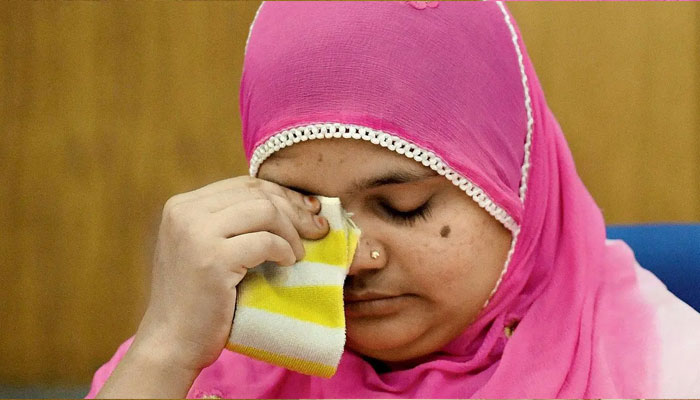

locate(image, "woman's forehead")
(263, 138), (419, 169)
(257, 139), (442, 194)
(270, 137), (397, 159)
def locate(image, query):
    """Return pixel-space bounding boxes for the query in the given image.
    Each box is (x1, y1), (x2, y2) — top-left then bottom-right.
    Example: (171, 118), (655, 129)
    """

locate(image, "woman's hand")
(97, 176), (329, 398)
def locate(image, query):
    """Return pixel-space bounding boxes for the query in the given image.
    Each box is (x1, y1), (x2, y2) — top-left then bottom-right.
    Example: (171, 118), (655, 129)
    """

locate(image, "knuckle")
(196, 249), (220, 272)
(279, 186), (304, 206)
(299, 205), (313, 225)
(292, 190), (307, 206)
(257, 199), (279, 222)
(247, 188), (272, 204)
(165, 202), (190, 223)
(261, 233), (279, 251)
(248, 188), (268, 201)
(275, 185), (294, 200)
(293, 203), (314, 227)
(241, 176), (261, 189)
(163, 194), (183, 212)
(162, 203), (208, 240)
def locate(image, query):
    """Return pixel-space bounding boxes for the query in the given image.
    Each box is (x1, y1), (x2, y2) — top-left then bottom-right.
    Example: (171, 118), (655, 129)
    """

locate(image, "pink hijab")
(234, 1), (659, 397)
(87, 1), (661, 398)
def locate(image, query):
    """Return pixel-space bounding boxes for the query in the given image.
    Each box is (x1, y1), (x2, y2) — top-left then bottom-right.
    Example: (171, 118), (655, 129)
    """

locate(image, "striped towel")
(226, 196), (361, 378)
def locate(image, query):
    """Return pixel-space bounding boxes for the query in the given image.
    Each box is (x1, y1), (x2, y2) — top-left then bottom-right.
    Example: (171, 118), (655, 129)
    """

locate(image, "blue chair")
(606, 223), (700, 312)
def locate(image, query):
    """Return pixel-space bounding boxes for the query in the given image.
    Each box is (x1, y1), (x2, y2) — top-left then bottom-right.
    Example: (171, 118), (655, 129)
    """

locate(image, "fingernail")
(314, 215), (326, 229)
(304, 196), (317, 209)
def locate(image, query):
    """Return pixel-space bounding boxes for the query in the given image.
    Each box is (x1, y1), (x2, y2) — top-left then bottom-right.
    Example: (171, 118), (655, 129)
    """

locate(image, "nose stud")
(370, 250), (380, 260)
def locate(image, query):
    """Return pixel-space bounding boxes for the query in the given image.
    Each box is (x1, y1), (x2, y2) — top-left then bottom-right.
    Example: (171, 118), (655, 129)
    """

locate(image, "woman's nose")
(347, 237), (385, 276)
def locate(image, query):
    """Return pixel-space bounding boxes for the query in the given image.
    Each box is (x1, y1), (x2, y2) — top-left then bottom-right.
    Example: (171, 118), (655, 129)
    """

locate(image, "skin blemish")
(317, 154), (323, 163)
(440, 225), (451, 238)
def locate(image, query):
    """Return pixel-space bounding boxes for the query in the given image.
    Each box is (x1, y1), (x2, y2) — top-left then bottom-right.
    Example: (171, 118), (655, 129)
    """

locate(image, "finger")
(235, 177), (321, 216)
(210, 197), (307, 261)
(194, 187), (268, 214)
(260, 179), (322, 216)
(224, 231), (297, 272)
(265, 193), (329, 241)
(212, 194), (329, 242)
(173, 176), (321, 215)
(166, 177), (244, 207)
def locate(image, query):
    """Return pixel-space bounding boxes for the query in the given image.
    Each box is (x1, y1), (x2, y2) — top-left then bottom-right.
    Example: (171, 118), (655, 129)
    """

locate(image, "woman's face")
(257, 138), (511, 366)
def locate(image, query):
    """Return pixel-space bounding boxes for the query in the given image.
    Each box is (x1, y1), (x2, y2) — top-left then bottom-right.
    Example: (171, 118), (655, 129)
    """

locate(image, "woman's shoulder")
(189, 347), (305, 399)
(83, 336), (280, 399)
(633, 263), (700, 397)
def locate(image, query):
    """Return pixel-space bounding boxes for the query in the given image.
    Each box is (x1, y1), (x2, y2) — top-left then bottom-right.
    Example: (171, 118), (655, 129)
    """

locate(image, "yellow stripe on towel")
(237, 273), (344, 328)
(302, 230), (353, 267)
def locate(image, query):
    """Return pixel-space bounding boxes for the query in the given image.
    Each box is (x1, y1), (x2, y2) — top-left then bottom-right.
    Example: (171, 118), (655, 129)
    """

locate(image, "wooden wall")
(0, 2), (697, 386)
(509, 2), (700, 223)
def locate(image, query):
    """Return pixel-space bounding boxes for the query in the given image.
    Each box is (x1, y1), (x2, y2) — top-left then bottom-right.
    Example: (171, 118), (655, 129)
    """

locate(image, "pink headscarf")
(232, 1), (660, 397)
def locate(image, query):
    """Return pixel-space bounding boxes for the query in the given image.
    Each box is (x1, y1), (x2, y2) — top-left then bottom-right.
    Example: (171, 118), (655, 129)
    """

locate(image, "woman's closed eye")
(381, 201), (432, 226)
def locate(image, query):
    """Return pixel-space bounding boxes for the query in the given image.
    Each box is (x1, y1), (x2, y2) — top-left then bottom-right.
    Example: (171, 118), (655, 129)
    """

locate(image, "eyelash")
(381, 201), (432, 226)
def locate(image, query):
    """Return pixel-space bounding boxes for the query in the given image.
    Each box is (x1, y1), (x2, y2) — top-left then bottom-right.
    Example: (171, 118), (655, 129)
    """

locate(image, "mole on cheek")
(440, 225), (451, 238)
(317, 154), (323, 162)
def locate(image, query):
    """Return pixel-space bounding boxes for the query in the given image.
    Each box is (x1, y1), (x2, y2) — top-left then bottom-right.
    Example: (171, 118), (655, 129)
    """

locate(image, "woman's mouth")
(344, 293), (414, 318)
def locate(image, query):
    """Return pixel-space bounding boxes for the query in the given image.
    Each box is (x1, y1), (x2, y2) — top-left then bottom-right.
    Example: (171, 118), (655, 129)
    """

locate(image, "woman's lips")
(344, 294), (414, 318)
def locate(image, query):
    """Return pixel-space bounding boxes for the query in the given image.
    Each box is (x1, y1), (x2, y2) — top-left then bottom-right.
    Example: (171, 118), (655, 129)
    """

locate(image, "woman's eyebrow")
(282, 168), (440, 196)
(351, 169), (440, 192)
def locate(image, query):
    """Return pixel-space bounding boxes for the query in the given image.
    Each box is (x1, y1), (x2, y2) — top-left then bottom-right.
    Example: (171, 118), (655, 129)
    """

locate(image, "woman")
(88, 2), (700, 398)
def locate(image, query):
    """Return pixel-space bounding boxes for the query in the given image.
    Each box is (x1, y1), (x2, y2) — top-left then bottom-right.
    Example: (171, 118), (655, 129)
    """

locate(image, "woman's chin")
(345, 318), (425, 361)
(346, 336), (433, 367)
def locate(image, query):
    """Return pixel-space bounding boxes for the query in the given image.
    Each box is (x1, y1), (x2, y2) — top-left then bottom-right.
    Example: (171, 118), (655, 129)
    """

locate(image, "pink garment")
(86, 1), (700, 398)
